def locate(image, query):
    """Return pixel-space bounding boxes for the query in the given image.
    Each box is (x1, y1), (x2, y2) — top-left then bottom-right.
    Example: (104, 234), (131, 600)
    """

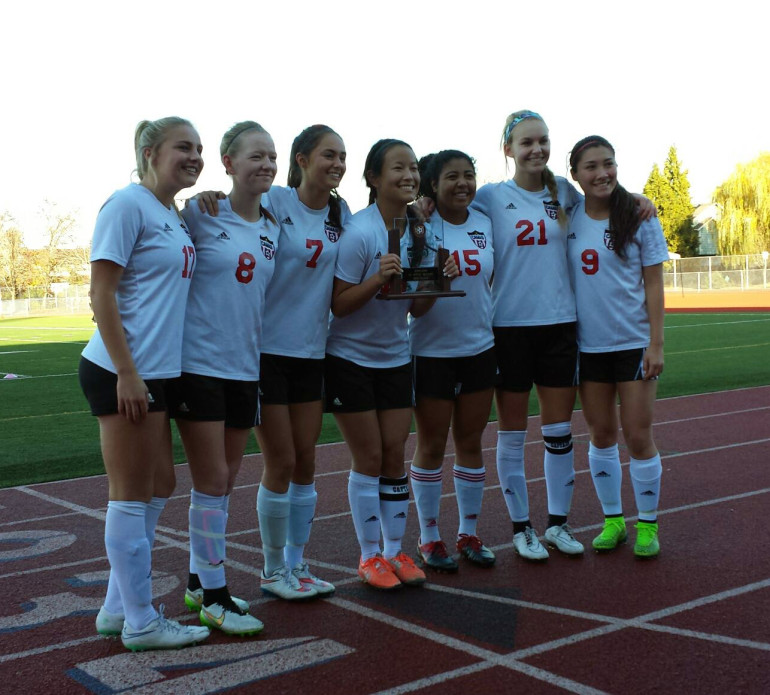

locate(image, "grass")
(1, 312), (769, 488)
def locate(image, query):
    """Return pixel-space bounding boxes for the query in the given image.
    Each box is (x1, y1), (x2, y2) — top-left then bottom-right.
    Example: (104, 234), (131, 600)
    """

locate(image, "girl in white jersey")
(473, 110), (586, 562)
(325, 138), (456, 590)
(170, 121), (279, 636)
(254, 125), (350, 600)
(567, 135), (667, 558)
(410, 150), (497, 572)
(79, 117), (210, 651)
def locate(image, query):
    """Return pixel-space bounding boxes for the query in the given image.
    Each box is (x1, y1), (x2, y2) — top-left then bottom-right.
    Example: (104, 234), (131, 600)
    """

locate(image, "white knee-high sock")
(380, 475), (409, 558)
(348, 471), (381, 560)
(257, 485), (289, 576)
(104, 501), (156, 629)
(103, 496), (167, 614)
(496, 430), (529, 522)
(410, 465), (443, 543)
(285, 482), (317, 569)
(588, 443), (623, 516)
(189, 489), (227, 590)
(454, 465), (485, 537)
(542, 422), (575, 518)
(630, 453), (662, 521)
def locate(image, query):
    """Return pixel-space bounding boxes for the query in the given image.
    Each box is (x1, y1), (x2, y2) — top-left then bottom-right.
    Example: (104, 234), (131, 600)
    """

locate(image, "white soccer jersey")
(473, 177), (582, 327)
(180, 198), (279, 380)
(82, 183), (193, 379)
(260, 187), (351, 359)
(326, 204), (441, 368)
(409, 208), (495, 357)
(566, 205), (669, 352)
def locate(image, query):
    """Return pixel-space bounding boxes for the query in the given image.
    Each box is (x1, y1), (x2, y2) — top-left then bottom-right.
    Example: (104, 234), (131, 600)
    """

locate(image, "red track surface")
(2, 387), (769, 694)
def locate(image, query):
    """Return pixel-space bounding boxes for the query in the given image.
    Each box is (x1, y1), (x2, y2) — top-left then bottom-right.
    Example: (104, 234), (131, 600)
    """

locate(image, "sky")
(2, 0), (768, 248)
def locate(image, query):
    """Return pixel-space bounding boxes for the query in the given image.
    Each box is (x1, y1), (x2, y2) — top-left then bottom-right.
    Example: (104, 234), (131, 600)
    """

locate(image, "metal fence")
(0, 284), (91, 317)
(664, 254), (769, 291)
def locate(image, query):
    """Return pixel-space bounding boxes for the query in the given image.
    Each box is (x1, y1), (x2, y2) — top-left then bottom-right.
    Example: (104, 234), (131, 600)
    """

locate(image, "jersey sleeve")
(334, 222), (370, 284)
(90, 190), (143, 267)
(638, 218), (670, 266)
(560, 179), (584, 214)
(471, 184), (493, 216)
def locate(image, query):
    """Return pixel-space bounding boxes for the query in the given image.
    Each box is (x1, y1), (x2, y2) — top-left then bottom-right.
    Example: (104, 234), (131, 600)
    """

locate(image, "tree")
(643, 146), (697, 256)
(38, 200), (78, 295)
(0, 212), (31, 298)
(713, 152), (770, 256)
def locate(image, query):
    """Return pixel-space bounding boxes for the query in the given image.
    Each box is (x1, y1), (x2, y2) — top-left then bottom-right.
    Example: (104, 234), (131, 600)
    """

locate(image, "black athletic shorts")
(166, 372), (260, 428)
(78, 357), (169, 416)
(579, 348), (651, 383)
(324, 354), (413, 413)
(259, 353), (324, 405)
(413, 347), (497, 400)
(494, 322), (578, 392)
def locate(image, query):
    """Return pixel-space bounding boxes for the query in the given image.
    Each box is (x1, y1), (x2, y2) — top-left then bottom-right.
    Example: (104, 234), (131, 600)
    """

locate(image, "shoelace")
(156, 604), (182, 634)
(524, 528), (539, 546)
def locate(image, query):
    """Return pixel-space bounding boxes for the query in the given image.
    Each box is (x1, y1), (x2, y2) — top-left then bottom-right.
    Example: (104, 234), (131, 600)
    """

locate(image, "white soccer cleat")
(199, 602), (264, 636)
(513, 526), (549, 561)
(291, 562), (336, 596)
(121, 604), (210, 652)
(261, 565), (318, 601)
(95, 605), (124, 636)
(544, 523), (585, 555)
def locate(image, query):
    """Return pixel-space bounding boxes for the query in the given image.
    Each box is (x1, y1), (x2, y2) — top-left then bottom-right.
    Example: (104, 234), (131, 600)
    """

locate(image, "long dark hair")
(287, 124), (345, 230)
(417, 149), (476, 200)
(364, 138), (426, 267)
(569, 135), (640, 259)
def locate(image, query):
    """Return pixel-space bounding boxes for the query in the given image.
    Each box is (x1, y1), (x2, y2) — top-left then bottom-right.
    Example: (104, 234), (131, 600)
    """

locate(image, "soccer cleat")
(456, 534), (496, 567)
(121, 604), (210, 652)
(417, 540), (459, 573)
(544, 524), (585, 555)
(513, 526), (549, 561)
(184, 587), (249, 613)
(261, 566), (318, 600)
(199, 602), (264, 636)
(358, 555), (402, 590)
(386, 552), (427, 585)
(592, 517), (628, 552)
(95, 605), (124, 636)
(634, 521), (660, 558)
(291, 562), (336, 597)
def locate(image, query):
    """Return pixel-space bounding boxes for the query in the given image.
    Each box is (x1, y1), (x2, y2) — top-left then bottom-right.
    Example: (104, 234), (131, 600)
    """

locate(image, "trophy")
(377, 220), (465, 300)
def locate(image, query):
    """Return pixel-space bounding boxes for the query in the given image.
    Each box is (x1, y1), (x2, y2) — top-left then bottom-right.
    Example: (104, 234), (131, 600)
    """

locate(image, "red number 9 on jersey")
(581, 249), (599, 275)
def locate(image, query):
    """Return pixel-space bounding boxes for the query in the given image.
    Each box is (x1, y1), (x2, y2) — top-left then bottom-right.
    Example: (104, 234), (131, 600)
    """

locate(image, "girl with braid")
(567, 135), (666, 558)
(325, 138), (457, 590)
(172, 120), (278, 635)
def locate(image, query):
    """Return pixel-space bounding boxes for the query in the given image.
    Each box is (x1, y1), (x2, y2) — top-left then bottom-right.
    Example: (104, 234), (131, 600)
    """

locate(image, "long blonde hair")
(134, 117), (193, 181)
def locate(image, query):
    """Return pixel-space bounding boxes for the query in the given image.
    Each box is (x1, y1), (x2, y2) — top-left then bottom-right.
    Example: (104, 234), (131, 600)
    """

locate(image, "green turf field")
(1, 312), (769, 488)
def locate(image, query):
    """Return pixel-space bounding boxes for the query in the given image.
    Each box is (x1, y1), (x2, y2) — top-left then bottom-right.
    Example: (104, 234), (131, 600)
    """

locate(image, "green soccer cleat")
(634, 521), (660, 558)
(592, 517), (628, 552)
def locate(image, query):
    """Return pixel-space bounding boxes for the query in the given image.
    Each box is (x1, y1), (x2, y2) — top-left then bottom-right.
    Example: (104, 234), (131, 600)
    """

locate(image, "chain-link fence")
(664, 254), (769, 291)
(0, 284), (91, 317)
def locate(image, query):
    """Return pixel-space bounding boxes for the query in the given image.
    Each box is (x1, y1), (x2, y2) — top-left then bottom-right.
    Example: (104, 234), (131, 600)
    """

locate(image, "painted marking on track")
(0, 529), (76, 561)
(0, 571), (179, 633)
(68, 637), (354, 694)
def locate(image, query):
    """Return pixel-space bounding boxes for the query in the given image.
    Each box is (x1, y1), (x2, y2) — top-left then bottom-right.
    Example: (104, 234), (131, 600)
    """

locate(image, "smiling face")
(369, 144), (419, 206)
(434, 156), (476, 222)
(224, 130), (278, 196)
(146, 124), (204, 196)
(504, 118), (550, 178)
(571, 145), (618, 203)
(300, 132), (346, 192)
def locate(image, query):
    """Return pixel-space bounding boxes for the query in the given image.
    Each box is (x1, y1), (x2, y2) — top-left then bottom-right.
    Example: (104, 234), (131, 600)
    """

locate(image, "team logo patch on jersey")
(603, 229), (615, 251)
(543, 200), (561, 220)
(467, 230), (487, 249)
(324, 222), (340, 243)
(260, 235), (276, 260)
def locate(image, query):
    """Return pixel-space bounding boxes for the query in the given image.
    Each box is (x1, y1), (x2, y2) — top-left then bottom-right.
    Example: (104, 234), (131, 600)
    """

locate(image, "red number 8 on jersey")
(235, 251), (257, 284)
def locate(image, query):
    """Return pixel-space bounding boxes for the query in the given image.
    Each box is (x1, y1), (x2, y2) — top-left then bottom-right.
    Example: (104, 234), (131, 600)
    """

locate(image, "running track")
(2, 386), (769, 694)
